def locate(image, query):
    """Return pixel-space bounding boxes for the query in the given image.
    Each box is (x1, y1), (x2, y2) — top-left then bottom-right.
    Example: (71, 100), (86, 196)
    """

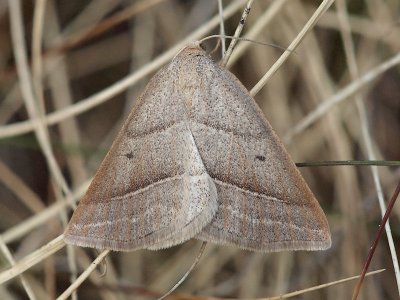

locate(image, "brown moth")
(64, 42), (331, 252)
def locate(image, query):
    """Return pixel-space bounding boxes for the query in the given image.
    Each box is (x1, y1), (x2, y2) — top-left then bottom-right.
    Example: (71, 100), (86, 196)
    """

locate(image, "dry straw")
(0, 0), (399, 299)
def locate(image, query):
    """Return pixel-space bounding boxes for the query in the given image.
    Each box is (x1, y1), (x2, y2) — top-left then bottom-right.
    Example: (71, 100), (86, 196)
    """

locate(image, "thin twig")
(8, 0), (74, 205)
(221, 0), (254, 67)
(266, 269), (385, 300)
(296, 160), (400, 168)
(32, 1), (79, 296)
(226, 0), (289, 68)
(1, 180), (88, 244)
(44, 0), (89, 188)
(0, 235), (65, 284)
(336, 3), (400, 297)
(217, 0), (226, 56)
(0, 0), (247, 139)
(0, 159), (45, 212)
(31, 0), (46, 112)
(56, 249), (111, 300)
(283, 51), (400, 143)
(352, 183), (400, 299)
(0, 237), (36, 299)
(8, 0), (78, 296)
(250, 0), (335, 97)
(154, 269), (385, 299)
(47, 0), (166, 55)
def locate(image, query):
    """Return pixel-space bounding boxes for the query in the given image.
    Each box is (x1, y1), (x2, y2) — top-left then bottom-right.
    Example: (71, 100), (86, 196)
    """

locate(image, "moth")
(64, 42), (331, 252)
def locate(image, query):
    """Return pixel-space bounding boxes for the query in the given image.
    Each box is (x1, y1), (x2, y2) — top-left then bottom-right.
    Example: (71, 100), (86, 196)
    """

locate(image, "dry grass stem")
(284, 52), (400, 143)
(0, 0), (247, 139)
(1, 1), (399, 299)
(250, 0), (335, 97)
(0, 235), (65, 284)
(56, 249), (110, 300)
(265, 269), (385, 300)
(221, 0), (254, 67)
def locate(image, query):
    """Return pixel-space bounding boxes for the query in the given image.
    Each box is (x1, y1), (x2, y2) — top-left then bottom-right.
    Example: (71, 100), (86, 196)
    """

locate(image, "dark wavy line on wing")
(125, 119), (267, 140)
(88, 171), (288, 206)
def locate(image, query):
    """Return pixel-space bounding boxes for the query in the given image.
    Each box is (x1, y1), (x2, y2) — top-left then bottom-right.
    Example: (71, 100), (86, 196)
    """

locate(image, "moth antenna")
(209, 38), (221, 56)
(157, 242), (207, 300)
(99, 258), (107, 278)
(199, 35), (292, 55)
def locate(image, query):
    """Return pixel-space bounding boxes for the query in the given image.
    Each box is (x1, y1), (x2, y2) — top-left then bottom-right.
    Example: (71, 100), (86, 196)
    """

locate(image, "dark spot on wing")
(125, 152), (134, 159)
(255, 155), (266, 162)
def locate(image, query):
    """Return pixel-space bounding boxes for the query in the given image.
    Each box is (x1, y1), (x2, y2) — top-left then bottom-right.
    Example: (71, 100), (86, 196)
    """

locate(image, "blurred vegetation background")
(0, 0), (400, 299)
